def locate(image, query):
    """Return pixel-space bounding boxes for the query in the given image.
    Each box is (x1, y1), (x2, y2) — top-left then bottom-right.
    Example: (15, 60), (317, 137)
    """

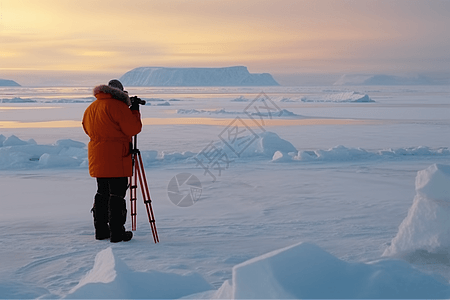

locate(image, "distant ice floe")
(1, 134), (449, 170)
(0, 97), (37, 103)
(230, 96), (250, 102)
(288, 145), (450, 163)
(301, 91), (374, 103)
(176, 108), (301, 118)
(230, 95), (301, 103)
(383, 164), (450, 262)
(278, 97), (298, 102)
(177, 108), (236, 115)
(143, 98), (183, 106)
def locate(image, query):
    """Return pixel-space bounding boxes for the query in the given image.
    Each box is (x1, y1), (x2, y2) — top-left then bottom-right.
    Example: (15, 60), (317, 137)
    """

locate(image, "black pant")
(96, 177), (128, 198)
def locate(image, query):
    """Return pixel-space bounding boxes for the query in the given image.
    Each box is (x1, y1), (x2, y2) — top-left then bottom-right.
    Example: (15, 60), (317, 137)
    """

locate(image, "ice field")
(1, 85), (450, 298)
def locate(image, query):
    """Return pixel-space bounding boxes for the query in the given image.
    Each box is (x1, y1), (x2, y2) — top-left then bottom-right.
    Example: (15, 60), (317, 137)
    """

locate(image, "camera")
(130, 96), (146, 106)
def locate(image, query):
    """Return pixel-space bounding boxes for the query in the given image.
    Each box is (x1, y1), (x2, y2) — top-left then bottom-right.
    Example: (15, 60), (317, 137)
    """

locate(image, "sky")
(1, 0), (450, 86)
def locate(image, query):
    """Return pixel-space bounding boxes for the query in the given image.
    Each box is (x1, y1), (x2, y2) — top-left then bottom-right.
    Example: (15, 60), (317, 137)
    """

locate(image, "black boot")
(92, 193), (110, 240)
(109, 195), (133, 243)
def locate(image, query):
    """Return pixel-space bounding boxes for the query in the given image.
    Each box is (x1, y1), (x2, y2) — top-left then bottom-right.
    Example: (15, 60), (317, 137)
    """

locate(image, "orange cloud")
(1, 0), (449, 80)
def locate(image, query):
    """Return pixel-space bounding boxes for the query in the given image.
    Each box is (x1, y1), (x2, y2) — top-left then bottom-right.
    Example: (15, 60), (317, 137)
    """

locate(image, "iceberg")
(383, 164), (450, 259)
(119, 66), (279, 86)
(0, 79), (21, 86)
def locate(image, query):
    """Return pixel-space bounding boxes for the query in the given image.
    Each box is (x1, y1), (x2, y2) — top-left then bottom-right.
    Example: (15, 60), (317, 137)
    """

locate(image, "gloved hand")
(130, 100), (140, 111)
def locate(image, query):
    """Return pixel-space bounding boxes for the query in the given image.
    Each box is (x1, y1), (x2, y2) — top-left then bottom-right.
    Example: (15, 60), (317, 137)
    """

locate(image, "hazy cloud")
(1, 0), (450, 84)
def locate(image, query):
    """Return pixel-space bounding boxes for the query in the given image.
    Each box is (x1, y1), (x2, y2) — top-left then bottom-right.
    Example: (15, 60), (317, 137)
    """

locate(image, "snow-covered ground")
(0, 85), (450, 298)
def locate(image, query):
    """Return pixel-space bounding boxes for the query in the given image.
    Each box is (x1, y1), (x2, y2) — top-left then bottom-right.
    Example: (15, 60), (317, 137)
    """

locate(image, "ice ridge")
(1, 134), (449, 170)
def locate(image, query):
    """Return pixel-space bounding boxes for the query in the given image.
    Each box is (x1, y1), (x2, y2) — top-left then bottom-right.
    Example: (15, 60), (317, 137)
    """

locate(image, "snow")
(294, 145), (450, 162)
(3, 134), (33, 146)
(250, 131), (297, 157)
(119, 66), (279, 86)
(383, 164), (450, 258)
(0, 136), (86, 170)
(211, 242), (450, 299)
(0, 282), (49, 299)
(1, 85), (450, 299)
(66, 247), (213, 299)
(62, 240), (450, 299)
(2, 134), (449, 170)
(64, 242), (450, 299)
(271, 150), (293, 162)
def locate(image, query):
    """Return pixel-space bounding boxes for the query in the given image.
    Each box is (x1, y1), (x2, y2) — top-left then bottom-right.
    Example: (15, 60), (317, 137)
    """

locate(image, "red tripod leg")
(129, 158), (137, 231)
(135, 153), (159, 243)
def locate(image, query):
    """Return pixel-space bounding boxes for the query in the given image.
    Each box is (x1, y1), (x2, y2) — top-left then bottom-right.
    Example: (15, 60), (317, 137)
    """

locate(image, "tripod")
(130, 134), (159, 243)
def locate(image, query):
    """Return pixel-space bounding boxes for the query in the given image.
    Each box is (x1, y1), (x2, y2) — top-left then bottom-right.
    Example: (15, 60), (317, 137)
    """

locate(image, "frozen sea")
(1, 85), (450, 298)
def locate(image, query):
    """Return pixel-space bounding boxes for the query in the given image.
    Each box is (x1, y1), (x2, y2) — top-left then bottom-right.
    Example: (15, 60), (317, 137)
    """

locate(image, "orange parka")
(82, 85), (142, 178)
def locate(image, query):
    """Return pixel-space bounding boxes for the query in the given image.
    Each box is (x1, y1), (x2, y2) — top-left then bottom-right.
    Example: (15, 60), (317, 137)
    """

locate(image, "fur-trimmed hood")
(93, 85), (131, 106)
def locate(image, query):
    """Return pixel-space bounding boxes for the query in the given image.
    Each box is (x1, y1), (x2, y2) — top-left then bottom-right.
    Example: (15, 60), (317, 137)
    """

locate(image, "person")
(82, 79), (142, 243)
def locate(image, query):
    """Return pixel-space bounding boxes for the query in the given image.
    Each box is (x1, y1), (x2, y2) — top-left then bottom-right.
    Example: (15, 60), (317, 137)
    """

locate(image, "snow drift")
(119, 66), (279, 86)
(383, 164), (450, 260)
(293, 145), (450, 162)
(1, 134), (450, 170)
(66, 243), (450, 299)
(66, 247), (213, 299)
(211, 242), (450, 299)
(0, 135), (87, 170)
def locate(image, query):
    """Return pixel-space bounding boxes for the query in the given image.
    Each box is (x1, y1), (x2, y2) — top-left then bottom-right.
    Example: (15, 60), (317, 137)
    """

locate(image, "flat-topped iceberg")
(119, 66), (279, 86)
